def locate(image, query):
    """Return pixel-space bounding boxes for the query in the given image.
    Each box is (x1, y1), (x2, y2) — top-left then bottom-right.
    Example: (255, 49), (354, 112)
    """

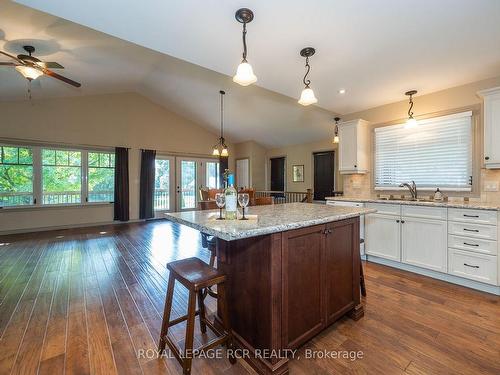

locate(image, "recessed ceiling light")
(338, 89), (346, 94)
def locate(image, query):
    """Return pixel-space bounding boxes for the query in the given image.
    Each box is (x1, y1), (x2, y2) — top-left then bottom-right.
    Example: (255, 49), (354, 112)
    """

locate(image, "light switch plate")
(484, 181), (499, 192)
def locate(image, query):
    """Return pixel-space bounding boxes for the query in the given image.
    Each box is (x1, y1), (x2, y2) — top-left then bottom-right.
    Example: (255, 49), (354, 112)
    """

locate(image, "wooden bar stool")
(158, 257), (236, 375)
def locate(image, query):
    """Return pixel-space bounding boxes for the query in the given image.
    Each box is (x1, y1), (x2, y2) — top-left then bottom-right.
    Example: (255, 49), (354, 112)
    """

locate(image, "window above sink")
(374, 111), (473, 192)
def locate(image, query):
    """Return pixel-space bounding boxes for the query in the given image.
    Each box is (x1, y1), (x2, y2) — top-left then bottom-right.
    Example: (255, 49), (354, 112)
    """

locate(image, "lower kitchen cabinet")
(401, 217), (448, 272)
(365, 213), (401, 261)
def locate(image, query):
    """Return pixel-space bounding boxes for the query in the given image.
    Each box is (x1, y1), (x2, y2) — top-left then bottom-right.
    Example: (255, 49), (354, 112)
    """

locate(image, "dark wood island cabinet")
(166, 203), (374, 374)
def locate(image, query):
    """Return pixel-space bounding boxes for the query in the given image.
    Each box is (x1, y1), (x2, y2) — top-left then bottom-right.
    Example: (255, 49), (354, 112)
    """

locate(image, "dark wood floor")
(0, 221), (498, 375)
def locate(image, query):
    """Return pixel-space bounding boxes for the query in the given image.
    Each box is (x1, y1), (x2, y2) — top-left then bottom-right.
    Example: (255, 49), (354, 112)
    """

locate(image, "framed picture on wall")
(292, 164), (304, 182)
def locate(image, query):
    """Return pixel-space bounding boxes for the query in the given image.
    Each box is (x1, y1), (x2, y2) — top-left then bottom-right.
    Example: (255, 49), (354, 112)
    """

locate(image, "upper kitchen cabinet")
(338, 119), (370, 174)
(478, 87), (500, 169)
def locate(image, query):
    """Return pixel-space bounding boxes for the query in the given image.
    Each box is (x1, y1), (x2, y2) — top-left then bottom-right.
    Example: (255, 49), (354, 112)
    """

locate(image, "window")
(42, 149), (82, 204)
(0, 146), (34, 206)
(88, 152), (115, 202)
(374, 111), (473, 191)
(154, 159), (170, 211)
(206, 161), (220, 189)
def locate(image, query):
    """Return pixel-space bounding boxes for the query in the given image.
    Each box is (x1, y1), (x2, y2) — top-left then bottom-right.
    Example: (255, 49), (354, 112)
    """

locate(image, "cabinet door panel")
(484, 93), (500, 166)
(365, 214), (401, 261)
(282, 225), (325, 349)
(325, 219), (357, 324)
(339, 123), (357, 171)
(402, 218), (447, 272)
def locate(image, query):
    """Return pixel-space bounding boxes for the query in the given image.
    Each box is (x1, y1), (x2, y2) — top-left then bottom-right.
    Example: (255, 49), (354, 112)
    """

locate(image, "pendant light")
(233, 8), (257, 86)
(404, 90), (418, 129)
(212, 90), (229, 157)
(333, 117), (340, 144)
(298, 47), (318, 106)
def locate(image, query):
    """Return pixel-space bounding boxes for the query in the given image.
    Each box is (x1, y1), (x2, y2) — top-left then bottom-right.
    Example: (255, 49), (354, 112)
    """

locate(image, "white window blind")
(374, 111), (472, 191)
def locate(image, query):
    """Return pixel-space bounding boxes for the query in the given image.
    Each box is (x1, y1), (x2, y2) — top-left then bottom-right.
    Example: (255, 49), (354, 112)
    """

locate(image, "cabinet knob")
(401, 220), (405, 224)
(485, 156), (490, 160)
(354, 165), (357, 168)
(396, 220), (400, 223)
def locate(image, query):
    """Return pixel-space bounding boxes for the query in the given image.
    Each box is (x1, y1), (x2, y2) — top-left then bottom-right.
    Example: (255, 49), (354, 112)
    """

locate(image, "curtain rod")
(0, 137), (131, 151)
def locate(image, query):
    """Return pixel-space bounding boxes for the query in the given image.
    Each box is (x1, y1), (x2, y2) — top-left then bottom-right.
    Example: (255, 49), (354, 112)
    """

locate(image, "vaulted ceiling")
(2, 0), (500, 147)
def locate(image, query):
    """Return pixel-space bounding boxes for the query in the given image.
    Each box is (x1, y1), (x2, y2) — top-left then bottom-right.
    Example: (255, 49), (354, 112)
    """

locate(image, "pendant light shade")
(333, 117), (340, 144)
(233, 8), (257, 86)
(298, 47), (317, 106)
(404, 90), (418, 129)
(212, 90), (229, 157)
(233, 61), (257, 86)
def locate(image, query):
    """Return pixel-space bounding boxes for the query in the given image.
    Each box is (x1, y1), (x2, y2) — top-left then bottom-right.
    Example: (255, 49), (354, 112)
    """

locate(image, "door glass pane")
(180, 160), (196, 209)
(155, 159), (170, 210)
(42, 149), (81, 204)
(206, 162), (220, 189)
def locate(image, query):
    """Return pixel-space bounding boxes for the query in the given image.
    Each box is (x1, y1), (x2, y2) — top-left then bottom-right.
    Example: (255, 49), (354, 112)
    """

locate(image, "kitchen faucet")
(399, 181), (418, 200)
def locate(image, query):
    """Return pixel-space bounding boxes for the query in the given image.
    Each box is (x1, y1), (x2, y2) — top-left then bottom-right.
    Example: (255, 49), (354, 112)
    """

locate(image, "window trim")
(0, 142), (115, 209)
(373, 111), (474, 192)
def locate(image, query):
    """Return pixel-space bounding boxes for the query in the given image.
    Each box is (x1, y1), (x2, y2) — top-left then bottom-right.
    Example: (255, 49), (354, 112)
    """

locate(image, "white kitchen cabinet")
(365, 213), (401, 261)
(338, 119), (370, 174)
(401, 217), (448, 272)
(478, 87), (500, 169)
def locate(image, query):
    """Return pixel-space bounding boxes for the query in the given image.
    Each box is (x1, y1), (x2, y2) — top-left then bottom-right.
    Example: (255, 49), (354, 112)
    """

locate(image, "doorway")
(270, 157), (285, 195)
(313, 151), (335, 201)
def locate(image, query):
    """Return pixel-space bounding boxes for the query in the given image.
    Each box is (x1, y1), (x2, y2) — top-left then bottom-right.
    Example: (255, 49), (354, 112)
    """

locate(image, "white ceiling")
(13, 0), (500, 114)
(2, 0), (500, 148)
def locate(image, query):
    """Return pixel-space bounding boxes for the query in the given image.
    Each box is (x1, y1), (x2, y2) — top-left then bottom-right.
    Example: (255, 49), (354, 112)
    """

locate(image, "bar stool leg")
(183, 290), (197, 375)
(197, 290), (207, 333)
(158, 273), (175, 352)
(217, 282), (236, 364)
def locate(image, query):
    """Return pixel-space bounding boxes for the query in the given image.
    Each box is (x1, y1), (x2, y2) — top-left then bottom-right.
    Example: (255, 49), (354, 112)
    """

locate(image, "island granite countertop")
(325, 196), (500, 211)
(164, 202), (375, 241)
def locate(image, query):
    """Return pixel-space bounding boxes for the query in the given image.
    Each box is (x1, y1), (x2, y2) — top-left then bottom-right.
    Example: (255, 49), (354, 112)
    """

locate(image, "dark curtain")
(114, 147), (130, 221)
(219, 156), (229, 189)
(139, 149), (157, 220)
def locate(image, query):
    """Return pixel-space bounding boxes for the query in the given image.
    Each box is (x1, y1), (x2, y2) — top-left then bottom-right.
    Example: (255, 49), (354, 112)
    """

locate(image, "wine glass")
(238, 193), (250, 220)
(215, 193), (225, 220)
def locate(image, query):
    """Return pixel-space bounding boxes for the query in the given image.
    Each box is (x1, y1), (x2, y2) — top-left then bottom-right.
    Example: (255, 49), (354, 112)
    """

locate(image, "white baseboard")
(0, 219), (145, 236)
(366, 255), (500, 296)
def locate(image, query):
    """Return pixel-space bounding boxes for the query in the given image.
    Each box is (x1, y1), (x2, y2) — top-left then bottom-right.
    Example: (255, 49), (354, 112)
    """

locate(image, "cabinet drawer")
(326, 200), (364, 207)
(448, 249), (498, 285)
(448, 235), (498, 256)
(402, 206), (447, 220)
(365, 203), (400, 216)
(448, 222), (497, 241)
(448, 208), (497, 226)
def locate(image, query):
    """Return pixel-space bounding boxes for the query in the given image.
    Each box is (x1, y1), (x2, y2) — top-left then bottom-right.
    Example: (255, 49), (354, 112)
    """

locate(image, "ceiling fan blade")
(0, 50), (24, 64)
(42, 67), (81, 87)
(0, 62), (17, 66)
(35, 61), (64, 69)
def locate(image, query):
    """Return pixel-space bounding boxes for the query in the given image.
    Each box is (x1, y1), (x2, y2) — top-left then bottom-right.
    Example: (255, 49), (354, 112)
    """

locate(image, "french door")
(175, 157), (220, 211)
(153, 156), (175, 217)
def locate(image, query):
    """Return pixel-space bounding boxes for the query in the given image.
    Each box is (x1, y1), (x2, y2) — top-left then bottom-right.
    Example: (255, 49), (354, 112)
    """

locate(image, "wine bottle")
(224, 174), (237, 220)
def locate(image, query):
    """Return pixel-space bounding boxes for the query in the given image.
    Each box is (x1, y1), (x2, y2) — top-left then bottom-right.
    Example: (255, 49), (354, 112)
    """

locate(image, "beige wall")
(233, 140), (267, 190)
(265, 139), (343, 194)
(341, 75), (500, 202)
(0, 92), (234, 233)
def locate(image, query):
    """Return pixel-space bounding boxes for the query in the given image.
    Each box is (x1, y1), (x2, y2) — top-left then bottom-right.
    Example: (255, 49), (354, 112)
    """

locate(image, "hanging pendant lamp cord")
(220, 91), (224, 140)
(242, 22), (248, 62)
(302, 56), (311, 87)
(408, 94), (414, 119)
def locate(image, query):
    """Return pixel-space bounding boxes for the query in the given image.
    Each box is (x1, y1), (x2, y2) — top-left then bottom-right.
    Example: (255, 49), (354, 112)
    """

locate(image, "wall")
(232, 140), (267, 191)
(0, 92), (234, 233)
(341, 75), (500, 203)
(266, 139), (344, 194)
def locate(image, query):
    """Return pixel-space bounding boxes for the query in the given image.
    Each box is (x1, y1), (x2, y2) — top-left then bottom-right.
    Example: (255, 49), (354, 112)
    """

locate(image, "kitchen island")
(165, 203), (375, 375)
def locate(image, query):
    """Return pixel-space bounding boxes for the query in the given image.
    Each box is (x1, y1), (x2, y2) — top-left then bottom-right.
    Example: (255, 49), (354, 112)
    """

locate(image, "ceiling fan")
(0, 45), (81, 87)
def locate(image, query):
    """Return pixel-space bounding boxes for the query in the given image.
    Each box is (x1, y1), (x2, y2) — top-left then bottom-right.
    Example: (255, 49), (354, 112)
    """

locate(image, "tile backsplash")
(342, 168), (500, 202)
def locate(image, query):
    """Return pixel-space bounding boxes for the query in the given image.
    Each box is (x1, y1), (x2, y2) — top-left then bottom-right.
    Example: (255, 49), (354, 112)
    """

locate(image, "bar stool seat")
(168, 257), (225, 290)
(159, 257), (236, 375)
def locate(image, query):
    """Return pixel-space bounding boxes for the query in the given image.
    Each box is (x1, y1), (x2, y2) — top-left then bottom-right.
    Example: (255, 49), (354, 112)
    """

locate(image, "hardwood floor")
(0, 220), (498, 375)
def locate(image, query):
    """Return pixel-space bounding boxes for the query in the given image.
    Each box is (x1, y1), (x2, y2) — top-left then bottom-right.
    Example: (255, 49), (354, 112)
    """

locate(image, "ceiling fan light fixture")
(233, 61), (257, 86)
(233, 8), (257, 87)
(298, 47), (318, 106)
(15, 65), (43, 80)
